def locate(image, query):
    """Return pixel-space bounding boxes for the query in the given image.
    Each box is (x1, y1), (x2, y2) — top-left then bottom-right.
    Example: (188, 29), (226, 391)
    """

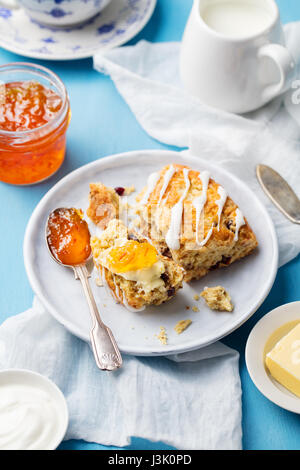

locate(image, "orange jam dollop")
(47, 208), (91, 266)
(0, 80), (70, 185)
(0, 81), (63, 132)
(106, 241), (158, 273)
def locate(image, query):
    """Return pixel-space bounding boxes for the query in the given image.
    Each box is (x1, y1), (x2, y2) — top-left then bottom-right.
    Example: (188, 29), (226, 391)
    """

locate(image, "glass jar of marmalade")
(0, 63), (70, 185)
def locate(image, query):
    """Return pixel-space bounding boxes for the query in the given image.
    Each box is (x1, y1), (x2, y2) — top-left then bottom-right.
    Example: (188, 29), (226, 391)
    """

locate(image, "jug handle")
(258, 43), (296, 102)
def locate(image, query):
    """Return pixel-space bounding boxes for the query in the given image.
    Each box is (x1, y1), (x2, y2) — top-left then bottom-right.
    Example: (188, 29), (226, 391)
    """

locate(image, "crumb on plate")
(200, 286), (234, 312)
(193, 294), (200, 301)
(156, 327), (168, 345)
(174, 319), (192, 334)
(192, 306), (199, 312)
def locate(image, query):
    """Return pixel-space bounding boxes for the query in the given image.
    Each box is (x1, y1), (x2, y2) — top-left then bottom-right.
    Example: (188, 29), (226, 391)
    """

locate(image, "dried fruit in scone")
(135, 164), (258, 282)
(87, 183), (120, 230)
(200, 286), (234, 312)
(91, 219), (184, 311)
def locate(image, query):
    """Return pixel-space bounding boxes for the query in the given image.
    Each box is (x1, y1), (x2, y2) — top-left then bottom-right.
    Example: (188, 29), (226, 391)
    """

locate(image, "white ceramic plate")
(24, 150), (278, 356)
(0, 0), (156, 60)
(246, 302), (300, 414)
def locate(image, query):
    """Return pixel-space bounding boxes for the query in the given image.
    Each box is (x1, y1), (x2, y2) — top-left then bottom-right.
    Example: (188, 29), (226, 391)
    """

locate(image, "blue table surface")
(0, 0), (300, 451)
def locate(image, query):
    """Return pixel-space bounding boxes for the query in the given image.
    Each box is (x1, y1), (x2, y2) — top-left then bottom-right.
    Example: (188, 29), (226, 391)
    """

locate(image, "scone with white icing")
(135, 164), (258, 282)
(91, 219), (184, 311)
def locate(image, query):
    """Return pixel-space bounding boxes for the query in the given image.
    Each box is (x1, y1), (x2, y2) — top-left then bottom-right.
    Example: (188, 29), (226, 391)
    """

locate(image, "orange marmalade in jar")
(0, 63), (70, 185)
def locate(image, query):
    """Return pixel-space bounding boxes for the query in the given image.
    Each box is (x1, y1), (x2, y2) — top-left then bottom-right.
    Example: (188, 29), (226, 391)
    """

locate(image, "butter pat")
(118, 261), (165, 293)
(266, 323), (300, 398)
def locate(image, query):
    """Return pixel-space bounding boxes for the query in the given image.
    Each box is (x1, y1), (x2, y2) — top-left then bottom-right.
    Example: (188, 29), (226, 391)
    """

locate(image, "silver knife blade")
(256, 164), (300, 224)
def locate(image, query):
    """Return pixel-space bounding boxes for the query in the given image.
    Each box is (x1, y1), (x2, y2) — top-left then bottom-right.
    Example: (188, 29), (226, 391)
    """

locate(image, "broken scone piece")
(87, 183), (120, 230)
(174, 320), (192, 334)
(200, 286), (234, 312)
(91, 219), (184, 311)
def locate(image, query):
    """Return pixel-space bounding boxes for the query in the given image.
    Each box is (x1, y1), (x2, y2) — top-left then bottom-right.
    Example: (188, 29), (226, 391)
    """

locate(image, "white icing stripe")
(134, 227), (156, 248)
(216, 186), (227, 231)
(98, 266), (119, 302)
(165, 168), (190, 251)
(193, 171), (210, 245)
(234, 209), (245, 241)
(107, 271), (146, 311)
(111, 274), (122, 303)
(121, 288), (145, 312)
(98, 266), (107, 289)
(140, 171), (160, 205)
(198, 224), (214, 247)
(158, 164), (176, 205)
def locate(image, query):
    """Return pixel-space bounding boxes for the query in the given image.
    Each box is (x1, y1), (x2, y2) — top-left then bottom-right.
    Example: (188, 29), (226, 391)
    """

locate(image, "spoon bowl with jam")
(46, 207), (122, 371)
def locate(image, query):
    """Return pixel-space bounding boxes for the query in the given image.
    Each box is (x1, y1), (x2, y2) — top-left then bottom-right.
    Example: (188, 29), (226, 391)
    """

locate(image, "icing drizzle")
(98, 265), (145, 312)
(198, 224), (214, 247)
(216, 186), (227, 231)
(140, 171), (160, 205)
(158, 164), (176, 205)
(133, 165), (244, 256)
(194, 179), (227, 247)
(121, 288), (145, 312)
(193, 171), (210, 245)
(112, 273), (145, 312)
(234, 209), (245, 241)
(165, 168), (190, 251)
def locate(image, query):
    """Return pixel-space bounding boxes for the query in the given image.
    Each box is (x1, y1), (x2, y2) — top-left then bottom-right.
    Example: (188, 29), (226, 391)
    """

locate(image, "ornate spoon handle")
(74, 265), (122, 371)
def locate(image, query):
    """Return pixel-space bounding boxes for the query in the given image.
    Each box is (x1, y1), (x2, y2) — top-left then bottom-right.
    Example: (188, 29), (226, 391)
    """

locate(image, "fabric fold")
(0, 298), (242, 450)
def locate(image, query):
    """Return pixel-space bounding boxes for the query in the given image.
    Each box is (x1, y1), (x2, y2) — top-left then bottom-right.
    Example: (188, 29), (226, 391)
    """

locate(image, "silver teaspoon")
(256, 164), (300, 224)
(45, 208), (122, 371)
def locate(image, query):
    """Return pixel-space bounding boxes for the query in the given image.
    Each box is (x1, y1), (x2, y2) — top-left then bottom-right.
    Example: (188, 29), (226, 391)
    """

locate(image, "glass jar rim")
(0, 62), (69, 137)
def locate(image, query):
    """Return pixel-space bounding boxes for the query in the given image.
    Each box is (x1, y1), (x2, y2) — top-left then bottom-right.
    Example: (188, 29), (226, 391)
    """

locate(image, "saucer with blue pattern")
(0, 0), (156, 60)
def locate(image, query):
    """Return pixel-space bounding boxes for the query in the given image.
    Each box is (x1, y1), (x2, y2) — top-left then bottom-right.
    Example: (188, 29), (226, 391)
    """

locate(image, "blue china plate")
(0, 0), (156, 60)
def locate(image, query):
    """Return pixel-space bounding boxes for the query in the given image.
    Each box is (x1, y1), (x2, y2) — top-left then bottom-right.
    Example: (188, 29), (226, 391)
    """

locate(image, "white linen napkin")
(94, 22), (300, 266)
(0, 298), (242, 450)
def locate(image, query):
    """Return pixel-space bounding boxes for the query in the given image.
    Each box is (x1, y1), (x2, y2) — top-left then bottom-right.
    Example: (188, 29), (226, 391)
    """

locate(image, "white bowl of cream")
(0, 369), (68, 450)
